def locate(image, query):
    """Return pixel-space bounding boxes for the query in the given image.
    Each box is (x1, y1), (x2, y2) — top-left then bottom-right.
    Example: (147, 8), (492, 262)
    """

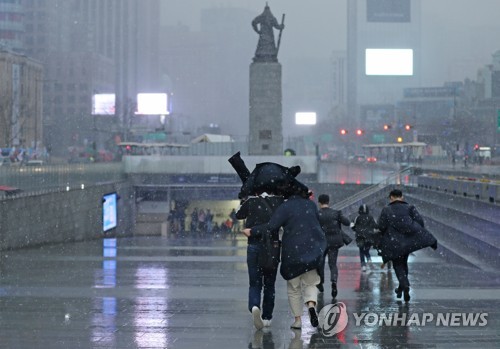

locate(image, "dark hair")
(318, 194), (329, 204)
(358, 204), (369, 214)
(389, 189), (403, 198)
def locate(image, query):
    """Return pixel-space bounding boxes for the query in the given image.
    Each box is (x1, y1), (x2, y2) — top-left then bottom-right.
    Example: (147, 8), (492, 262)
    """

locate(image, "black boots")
(308, 307), (319, 327)
(403, 287), (411, 302)
(395, 286), (410, 302)
(331, 282), (337, 299)
(316, 283), (324, 293)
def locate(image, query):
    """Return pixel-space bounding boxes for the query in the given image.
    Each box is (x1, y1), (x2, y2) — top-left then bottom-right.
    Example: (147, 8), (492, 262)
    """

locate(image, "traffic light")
(474, 144), (479, 151)
(356, 129), (364, 136)
(383, 124), (392, 131)
(340, 129), (348, 135)
(404, 124), (412, 131)
(397, 137), (403, 143)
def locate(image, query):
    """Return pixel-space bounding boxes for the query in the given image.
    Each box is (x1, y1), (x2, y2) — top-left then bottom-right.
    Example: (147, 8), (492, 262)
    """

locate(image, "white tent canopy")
(190, 134), (234, 143)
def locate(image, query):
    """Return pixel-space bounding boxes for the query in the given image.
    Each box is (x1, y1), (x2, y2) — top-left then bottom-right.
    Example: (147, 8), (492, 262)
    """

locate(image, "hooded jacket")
(352, 204), (377, 247)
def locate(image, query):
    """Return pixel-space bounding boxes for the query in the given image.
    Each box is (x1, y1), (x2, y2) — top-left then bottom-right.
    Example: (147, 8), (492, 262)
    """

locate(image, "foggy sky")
(162, 0), (500, 84)
(160, 0), (500, 136)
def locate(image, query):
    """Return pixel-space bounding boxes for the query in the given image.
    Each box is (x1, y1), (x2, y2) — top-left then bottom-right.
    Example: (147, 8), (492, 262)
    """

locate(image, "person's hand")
(242, 228), (252, 237)
(349, 222), (355, 228)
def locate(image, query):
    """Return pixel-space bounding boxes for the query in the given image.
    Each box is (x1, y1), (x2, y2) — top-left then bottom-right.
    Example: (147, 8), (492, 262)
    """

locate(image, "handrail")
(332, 166), (414, 210)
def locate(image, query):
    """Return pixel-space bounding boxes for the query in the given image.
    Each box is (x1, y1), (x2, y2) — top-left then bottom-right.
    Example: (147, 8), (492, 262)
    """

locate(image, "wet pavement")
(0, 235), (499, 348)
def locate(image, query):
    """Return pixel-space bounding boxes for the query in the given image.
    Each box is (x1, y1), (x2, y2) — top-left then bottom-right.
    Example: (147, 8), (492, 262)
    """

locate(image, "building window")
(262, 144), (269, 150)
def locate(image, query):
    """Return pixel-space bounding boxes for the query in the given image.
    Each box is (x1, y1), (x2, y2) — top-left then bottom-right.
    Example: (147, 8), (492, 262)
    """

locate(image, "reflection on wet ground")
(0, 235), (499, 348)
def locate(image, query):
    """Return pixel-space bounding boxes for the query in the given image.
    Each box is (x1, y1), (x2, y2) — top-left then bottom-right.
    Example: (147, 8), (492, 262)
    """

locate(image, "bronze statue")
(252, 4), (285, 63)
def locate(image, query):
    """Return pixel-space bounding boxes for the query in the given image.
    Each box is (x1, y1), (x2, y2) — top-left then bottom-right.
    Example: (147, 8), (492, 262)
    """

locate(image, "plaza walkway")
(0, 235), (499, 348)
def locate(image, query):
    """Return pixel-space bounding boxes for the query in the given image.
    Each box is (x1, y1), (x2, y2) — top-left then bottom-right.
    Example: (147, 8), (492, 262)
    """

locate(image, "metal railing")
(0, 162), (125, 198)
(332, 166), (414, 211)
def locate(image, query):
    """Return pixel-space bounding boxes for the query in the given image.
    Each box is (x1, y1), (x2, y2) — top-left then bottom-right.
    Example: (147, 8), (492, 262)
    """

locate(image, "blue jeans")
(359, 246), (371, 265)
(247, 244), (278, 320)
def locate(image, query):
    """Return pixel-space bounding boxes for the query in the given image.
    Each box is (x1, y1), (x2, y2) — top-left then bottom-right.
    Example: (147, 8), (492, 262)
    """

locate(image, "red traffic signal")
(340, 129), (348, 135)
(405, 124), (412, 131)
(383, 124), (391, 130)
(356, 129), (364, 136)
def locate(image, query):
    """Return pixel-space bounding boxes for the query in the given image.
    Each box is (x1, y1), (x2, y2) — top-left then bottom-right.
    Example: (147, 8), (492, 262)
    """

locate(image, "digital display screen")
(295, 112), (317, 125)
(135, 93), (169, 115)
(92, 94), (116, 115)
(365, 49), (413, 76)
(102, 192), (118, 232)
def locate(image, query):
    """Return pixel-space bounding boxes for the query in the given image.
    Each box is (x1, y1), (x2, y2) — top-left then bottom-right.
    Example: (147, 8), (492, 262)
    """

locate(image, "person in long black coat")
(377, 188), (434, 302)
(316, 194), (351, 299)
(242, 189), (327, 330)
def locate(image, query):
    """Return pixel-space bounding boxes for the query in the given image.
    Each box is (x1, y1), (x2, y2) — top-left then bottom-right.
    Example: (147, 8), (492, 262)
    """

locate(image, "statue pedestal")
(249, 62), (283, 156)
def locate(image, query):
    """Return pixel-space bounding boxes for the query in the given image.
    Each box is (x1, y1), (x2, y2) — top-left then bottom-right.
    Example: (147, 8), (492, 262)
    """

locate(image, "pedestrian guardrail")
(332, 166), (414, 211)
(0, 162), (125, 199)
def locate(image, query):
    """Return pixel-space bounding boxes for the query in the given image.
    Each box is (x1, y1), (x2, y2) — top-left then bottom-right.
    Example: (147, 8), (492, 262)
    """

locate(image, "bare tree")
(0, 93), (35, 148)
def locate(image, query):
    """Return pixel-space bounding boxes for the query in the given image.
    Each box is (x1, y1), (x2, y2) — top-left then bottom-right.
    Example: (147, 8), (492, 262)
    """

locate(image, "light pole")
(34, 78), (40, 152)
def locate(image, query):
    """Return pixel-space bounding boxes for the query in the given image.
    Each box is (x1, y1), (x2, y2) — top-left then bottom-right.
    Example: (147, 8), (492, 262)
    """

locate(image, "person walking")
(190, 208), (198, 234)
(376, 189), (437, 302)
(237, 191), (284, 329)
(316, 194), (351, 299)
(243, 187), (327, 330)
(351, 204), (377, 272)
(206, 209), (213, 237)
(229, 208), (239, 238)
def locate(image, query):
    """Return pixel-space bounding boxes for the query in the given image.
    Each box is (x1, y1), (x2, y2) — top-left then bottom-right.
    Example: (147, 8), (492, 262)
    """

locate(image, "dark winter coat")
(318, 207), (351, 249)
(236, 194), (284, 245)
(352, 205), (377, 248)
(251, 195), (327, 280)
(376, 200), (437, 261)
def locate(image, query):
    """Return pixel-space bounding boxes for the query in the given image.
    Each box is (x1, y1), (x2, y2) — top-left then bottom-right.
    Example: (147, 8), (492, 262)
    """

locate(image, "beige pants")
(287, 269), (320, 317)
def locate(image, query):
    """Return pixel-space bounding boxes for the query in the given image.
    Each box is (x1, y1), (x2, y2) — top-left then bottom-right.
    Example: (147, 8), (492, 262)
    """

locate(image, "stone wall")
(0, 182), (135, 250)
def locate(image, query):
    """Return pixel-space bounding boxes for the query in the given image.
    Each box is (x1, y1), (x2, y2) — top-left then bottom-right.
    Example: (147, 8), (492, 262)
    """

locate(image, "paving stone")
(0, 236), (498, 348)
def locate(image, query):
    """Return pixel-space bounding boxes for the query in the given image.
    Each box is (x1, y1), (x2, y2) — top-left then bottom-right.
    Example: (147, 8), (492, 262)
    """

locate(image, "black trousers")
(392, 254), (410, 289)
(318, 247), (339, 285)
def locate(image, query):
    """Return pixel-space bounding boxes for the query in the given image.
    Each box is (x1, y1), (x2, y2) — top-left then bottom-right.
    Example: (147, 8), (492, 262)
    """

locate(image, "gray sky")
(162, 0), (500, 85)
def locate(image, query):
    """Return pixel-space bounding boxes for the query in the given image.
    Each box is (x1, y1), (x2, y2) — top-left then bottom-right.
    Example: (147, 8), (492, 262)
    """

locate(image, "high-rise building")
(330, 51), (347, 108)
(158, 7), (255, 138)
(20, 0), (161, 155)
(347, 0), (422, 125)
(0, 50), (43, 148)
(0, 0), (23, 52)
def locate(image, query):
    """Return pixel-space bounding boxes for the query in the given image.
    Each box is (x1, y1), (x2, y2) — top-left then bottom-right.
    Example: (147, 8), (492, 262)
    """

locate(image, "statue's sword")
(276, 14), (285, 54)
